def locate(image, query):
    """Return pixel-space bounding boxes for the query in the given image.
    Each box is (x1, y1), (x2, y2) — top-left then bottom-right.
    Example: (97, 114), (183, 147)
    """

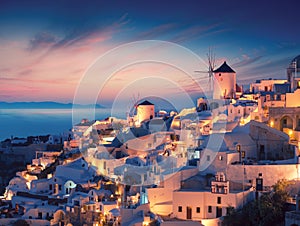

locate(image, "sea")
(0, 108), (125, 141)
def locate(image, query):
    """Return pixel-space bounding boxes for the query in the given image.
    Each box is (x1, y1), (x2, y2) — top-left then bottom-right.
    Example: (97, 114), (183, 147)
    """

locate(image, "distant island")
(0, 101), (106, 109)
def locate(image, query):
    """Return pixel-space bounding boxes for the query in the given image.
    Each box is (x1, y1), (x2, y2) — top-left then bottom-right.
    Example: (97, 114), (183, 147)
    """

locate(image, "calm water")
(0, 108), (125, 141)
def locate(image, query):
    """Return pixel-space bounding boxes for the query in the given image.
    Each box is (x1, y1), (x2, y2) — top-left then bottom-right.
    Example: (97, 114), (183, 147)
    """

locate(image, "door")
(216, 206), (222, 218)
(259, 145), (265, 160)
(186, 206), (192, 220)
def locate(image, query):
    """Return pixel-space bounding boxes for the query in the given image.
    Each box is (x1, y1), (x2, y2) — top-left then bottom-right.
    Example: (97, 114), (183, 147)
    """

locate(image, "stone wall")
(227, 164), (300, 187)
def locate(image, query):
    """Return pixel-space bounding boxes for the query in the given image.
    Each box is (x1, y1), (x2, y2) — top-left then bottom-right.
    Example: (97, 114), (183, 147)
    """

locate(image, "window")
(178, 206), (182, 212)
(196, 207), (200, 213)
(207, 155), (210, 161)
(49, 184), (52, 190)
(103, 161), (106, 170)
(219, 155), (223, 161)
(238, 109), (240, 114)
(217, 197), (221, 204)
(219, 175), (224, 182)
(59, 185), (62, 191)
(208, 206), (212, 213)
(298, 119), (300, 127)
(241, 151), (246, 158)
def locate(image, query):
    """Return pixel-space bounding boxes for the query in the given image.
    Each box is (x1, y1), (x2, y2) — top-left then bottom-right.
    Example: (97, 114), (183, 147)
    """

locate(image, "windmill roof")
(213, 61), (235, 73)
(138, 100), (154, 106)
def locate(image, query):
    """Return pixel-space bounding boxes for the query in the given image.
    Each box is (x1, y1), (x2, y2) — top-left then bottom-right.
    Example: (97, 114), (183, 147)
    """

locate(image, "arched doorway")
(296, 115), (300, 130)
(53, 210), (66, 226)
(197, 103), (208, 112)
(280, 115), (293, 131)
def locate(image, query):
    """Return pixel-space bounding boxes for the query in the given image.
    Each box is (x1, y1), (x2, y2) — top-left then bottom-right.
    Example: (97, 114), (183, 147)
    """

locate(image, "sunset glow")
(0, 1), (299, 106)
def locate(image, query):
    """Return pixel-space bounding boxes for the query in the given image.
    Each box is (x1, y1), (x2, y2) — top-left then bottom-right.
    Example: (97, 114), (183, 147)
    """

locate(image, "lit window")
(241, 151), (246, 158)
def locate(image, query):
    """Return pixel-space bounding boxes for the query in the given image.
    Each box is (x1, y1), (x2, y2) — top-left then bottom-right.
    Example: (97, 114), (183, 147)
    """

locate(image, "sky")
(0, 0), (300, 107)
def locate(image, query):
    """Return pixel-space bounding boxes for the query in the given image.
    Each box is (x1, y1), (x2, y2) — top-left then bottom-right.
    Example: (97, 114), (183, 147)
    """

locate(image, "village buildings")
(1, 55), (300, 225)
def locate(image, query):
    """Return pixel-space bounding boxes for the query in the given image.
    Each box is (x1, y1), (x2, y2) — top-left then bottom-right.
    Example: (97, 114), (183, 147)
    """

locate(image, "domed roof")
(289, 55), (300, 69)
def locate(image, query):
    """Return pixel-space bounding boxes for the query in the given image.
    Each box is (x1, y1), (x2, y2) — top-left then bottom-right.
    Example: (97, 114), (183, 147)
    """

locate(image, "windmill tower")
(195, 47), (216, 98)
(213, 61), (236, 99)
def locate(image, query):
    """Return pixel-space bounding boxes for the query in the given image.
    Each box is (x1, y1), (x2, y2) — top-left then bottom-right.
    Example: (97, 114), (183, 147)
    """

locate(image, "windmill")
(126, 93), (140, 126)
(126, 93), (139, 116)
(194, 47), (216, 98)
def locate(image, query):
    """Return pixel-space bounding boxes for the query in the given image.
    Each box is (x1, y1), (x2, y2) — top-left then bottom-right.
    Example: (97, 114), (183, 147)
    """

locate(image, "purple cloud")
(29, 32), (57, 51)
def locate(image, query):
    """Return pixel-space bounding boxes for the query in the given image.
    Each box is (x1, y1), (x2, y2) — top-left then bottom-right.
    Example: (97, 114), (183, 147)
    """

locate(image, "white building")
(172, 180), (254, 222)
(287, 55), (300, 92)
(227, 100), (257, 123)
(250, 78), (287, 93)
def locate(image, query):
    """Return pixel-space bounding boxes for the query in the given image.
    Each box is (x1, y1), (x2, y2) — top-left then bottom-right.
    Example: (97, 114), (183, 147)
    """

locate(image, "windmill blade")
(194, 70), (209, 73)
